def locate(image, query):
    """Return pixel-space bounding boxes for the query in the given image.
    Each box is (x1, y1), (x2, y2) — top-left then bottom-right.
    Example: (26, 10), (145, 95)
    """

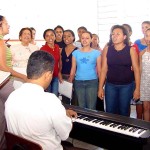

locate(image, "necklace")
(65, 47), (73, 62)
(66, 58), (69, 62)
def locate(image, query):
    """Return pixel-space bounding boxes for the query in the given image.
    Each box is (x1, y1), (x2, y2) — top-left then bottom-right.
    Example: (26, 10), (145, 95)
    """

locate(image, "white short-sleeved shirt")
(73, 41), (82, 49)
(5, 83), (72, 150)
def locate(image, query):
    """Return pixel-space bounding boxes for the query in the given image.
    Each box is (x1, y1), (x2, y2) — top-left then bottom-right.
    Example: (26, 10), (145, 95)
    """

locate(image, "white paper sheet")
(58, 81), (73, 99)
(0, 70), (11, 86)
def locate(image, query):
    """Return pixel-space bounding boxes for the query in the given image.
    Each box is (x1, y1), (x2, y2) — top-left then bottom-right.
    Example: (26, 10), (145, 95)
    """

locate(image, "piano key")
(138, 129), (145, 134)
(92, 119), (102, 123)
(109, 123), (119, 128)
(129, 127), (134, 132)
(83, 117), (96, 122)
(78, 115), (87, 119)
(132, 128), (139, 133)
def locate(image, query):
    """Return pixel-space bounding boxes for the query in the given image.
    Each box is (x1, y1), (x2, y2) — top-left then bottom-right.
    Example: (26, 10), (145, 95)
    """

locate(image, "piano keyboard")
(72, 114), (147, 138)
(65, 104), (150, 149)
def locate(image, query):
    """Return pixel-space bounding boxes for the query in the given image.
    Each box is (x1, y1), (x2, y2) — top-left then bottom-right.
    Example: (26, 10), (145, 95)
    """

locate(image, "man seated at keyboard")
(5, 50), (85, 150)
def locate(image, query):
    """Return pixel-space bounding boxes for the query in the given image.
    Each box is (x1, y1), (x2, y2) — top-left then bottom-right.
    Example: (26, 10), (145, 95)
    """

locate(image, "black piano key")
(84, 117), (95, 122)
(92, 119), (98, 123)
(129, 127), (134, 132)
(105, 122), (112, 126)
(100, 121), (105, 125)
(119, 125), (127, 130)
(111, 123), (120, 128)
(110, 123), (116, 127)
(93, 119), (102, 123)
(121, 125), (128, 130)
(101, 121), (112, 126)
(117, 125), (122, 129)
(123, 126), (130, 130)
(78, 115), (87, 119)
(138, 129), (145, 134)
(119, 125), (124, 130)
(132, 128), (139, 133)
(118, 125), (124, 129)
(121, 125), (129, 130)
(83, 117), (88, 120)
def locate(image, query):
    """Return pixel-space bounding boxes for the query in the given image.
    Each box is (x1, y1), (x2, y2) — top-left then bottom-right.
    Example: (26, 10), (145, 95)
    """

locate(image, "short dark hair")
(27, 50), (54, 79)
(30, 27), (36, 31)
(54, 25), (64, 32)
(0, 15), (4, 27)
(43, 29), (56, 39)
(142, 21), (150, 25)
(0, 15), (4, 22)
(77, 26), (87, 31)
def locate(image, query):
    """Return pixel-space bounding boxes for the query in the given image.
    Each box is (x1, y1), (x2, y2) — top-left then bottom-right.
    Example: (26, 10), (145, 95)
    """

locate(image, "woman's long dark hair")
(108, 25), (130, 46)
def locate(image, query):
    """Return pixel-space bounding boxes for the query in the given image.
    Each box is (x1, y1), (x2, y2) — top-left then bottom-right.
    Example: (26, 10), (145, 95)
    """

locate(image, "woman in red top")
(40, 29), (61, 96)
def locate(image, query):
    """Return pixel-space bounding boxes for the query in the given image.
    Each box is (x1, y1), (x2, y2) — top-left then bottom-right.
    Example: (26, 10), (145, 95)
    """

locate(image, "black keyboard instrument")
(64, 104), (150, 150)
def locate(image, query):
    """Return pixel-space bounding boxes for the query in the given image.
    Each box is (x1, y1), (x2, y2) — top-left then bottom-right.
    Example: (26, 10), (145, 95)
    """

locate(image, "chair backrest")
(5, 131), (43, 150)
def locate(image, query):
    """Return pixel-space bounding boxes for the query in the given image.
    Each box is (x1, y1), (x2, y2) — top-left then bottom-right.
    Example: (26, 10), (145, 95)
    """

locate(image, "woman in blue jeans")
(98, 25), (140, 116)
(69, 31), (101, 110)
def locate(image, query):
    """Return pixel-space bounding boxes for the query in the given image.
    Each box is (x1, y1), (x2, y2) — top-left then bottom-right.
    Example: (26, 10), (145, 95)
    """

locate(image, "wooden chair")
(5, 131), (42, 150)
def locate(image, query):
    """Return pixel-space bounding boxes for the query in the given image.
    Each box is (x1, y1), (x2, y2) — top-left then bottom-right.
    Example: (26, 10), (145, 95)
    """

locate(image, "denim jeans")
(105, 82), (134, 116)
(74, 79), (98, 110)
(47, 77), (59, 96)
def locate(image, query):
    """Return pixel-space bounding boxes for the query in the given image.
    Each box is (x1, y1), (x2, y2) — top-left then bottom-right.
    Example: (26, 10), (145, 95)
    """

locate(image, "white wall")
(2, 0), (150, 48)
(0, 0), (98, 41)
(97, 0), (150, 48)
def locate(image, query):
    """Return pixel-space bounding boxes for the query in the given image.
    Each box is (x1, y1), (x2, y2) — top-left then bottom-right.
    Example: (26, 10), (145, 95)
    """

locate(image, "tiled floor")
(68, 138), (104, 150)
(67, 105), (137, 150)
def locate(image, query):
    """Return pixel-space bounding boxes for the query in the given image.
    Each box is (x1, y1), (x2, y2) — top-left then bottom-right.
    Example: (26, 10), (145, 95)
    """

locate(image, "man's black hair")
(27, 50), (54, 79)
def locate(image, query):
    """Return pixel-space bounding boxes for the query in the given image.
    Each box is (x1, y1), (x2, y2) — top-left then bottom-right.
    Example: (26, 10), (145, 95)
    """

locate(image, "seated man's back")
(5, 50), (74, 150)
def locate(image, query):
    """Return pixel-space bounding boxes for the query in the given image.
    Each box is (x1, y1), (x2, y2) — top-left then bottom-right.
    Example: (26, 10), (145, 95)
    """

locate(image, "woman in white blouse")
(10, 27), (39, 89)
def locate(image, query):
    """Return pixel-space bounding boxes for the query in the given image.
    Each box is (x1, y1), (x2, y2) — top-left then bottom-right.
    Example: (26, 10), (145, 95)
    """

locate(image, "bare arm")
(58, 48), (63, 83)
(0, 40), (27, 81)
(98, 46), (108, 99)
(68, 56), (76, 83)
(130, 46), (140, 100)
(96, 54), (102, 84)
(139, 50), (144, 77)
